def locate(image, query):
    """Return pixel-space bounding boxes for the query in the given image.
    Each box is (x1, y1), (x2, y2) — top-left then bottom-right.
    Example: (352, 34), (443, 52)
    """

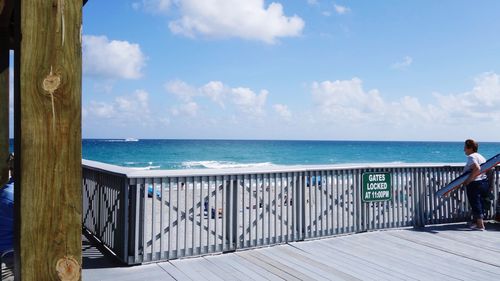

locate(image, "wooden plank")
(310, 237), (418, 280)
(170, 258), (224, 281)
(15, 1), (82, 280)
(156, 261), (193, 281)
(292, 240), (400, 281)
(324, 236), (444, 280)
(237, 250), (303, 281)
(390, 228), (500, 267)
(280, 244), (374, 281)
(194, 257), (243, 281)
(203, 254), (261, 281)
(83, 264), (175, 281)
(425, 226), (500, 253)
(169, 258), (206, 280)
(200, 256), (255, 281)
(207, 252), (283, 281)
(0, 0), (13, 187)
(389, 230), (500, 267)
(258, 246), (336, 281)
(344, 232), (469, 280)
(268, 245), (360, 281)
(375, 231), (500, 280)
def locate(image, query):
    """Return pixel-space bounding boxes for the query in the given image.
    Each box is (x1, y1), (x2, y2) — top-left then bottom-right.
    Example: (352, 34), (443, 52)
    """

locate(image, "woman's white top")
(464, 152), (487, 181)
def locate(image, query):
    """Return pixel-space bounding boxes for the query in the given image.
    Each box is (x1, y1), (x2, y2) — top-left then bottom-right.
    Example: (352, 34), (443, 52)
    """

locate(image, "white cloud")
(133, 0), (172, 14)
(83, 35), (146, 79)
(166, 80), (227, 106)
(307, 0), (319, 5)
(135, 89), (150, 109)
(116, 90), (150, 114)
(311, 78), (433, 126)
(433, 72), (500, 122)
(470, 72), (500, 107)
(311, 72), (500, 129)
(89, 101), (116, 118)
(273, 104), (292, 120)
(230, 88), (268, 117)
(201, 81), (227, 107)
(164, 80), (197, 102)
(167, 0), (305, 44)
(171, 102), (199, 117)
(165, 80), (269, 118)
(87, 90), (151, 120)
(92, 81), (115, 94)
(115, 97), (133, 112)
(391, 56), (413, 69)
(334, 4), (350, 15)
(312, 78), (383, 121)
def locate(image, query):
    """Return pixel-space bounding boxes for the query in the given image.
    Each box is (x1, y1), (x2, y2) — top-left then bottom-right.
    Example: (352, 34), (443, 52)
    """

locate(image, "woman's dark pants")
(466, 180), (490, 219)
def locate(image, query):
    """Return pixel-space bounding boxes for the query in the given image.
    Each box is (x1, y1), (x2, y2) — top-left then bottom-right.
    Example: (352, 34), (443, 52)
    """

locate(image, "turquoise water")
(81, 139), (500, 170)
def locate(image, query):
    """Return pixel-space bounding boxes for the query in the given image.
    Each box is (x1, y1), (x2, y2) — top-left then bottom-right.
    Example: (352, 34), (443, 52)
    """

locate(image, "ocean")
(81, 139), (500, 170)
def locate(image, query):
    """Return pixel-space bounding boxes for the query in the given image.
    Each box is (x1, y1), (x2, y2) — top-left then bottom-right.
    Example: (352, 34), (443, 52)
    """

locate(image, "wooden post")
(15, 1), (82, 280)
(0, 0), (12, 187)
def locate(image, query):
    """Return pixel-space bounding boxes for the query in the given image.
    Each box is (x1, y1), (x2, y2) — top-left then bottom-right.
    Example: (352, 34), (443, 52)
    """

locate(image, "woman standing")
(463, 139), (489, 230)
(0, 153), (14, 253)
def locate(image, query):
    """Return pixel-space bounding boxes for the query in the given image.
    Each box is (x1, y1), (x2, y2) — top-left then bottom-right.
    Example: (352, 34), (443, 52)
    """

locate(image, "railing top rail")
(82, 159), (130, 177)
(82, 159), (467, 178)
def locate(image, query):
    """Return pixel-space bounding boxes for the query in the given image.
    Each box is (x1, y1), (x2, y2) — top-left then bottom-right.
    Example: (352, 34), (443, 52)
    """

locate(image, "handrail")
(83, 159), (465, 178)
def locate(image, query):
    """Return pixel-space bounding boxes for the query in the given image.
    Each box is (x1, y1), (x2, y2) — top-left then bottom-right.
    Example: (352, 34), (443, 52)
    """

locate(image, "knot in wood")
(43, 73), (61, 93)
(56, 256), (80, 281)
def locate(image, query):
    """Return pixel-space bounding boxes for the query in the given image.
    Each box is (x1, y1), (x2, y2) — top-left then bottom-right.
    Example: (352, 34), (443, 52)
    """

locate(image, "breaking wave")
(182, 161), (274, 169)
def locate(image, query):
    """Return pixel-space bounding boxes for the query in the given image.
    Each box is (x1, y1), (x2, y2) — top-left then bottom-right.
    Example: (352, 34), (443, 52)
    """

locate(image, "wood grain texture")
(18, 1), (82, 280)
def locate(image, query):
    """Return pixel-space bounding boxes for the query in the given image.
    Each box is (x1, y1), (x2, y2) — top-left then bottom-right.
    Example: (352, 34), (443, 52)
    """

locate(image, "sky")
(75, 0), (500, 141)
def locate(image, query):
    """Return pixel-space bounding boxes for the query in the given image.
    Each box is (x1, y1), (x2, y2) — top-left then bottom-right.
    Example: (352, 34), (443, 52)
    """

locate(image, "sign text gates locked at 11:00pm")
(362, 172), (392, 202)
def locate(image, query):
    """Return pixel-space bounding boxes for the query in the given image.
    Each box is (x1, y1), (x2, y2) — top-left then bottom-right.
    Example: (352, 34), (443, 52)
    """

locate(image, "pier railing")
(82, 160), (499, 264)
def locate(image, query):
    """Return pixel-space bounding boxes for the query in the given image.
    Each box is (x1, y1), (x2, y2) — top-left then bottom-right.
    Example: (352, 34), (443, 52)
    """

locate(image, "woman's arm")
(463, 162), (481, 186)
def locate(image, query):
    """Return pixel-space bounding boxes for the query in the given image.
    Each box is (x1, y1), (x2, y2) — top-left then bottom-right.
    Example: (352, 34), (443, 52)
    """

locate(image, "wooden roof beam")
(0, 0), (14, 50)
(0, 0), (14, 25)
(0, 0), (87, 51)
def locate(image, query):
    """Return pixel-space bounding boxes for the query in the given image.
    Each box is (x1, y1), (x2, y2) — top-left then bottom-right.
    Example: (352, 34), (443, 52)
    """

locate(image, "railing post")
(121, 176), (130, 263)
(420, 168), (427, 227)
(97, 173), (103, 239)
(412, 168), (423, 228)
(127, 179), (139, 264)
(224, 177), (238, 251)
(357, 169), (364, 232)
(295, 172), (305, 241)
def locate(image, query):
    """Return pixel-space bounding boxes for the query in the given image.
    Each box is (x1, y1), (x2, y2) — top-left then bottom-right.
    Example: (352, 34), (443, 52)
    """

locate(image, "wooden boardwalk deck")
(80, 222), (500, 280)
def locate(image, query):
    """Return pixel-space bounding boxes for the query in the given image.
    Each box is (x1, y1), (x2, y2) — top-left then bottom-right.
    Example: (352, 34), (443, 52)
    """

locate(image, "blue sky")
(78, 0), (500, 141)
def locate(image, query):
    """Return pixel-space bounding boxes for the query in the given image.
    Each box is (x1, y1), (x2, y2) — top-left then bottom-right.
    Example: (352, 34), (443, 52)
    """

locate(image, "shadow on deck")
(82, 222), (500, 281)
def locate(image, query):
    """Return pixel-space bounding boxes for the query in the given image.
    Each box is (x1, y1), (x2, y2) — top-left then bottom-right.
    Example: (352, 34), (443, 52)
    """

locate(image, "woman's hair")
(464, 139), (479, 152)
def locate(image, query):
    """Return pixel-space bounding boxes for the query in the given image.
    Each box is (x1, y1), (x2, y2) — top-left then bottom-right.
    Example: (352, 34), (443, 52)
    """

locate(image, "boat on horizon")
(124, 138), (139, 142)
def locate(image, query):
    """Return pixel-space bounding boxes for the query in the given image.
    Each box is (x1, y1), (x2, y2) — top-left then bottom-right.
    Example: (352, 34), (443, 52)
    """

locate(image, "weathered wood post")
(14, 0), (83, 280)
(0, 0), (13, 187)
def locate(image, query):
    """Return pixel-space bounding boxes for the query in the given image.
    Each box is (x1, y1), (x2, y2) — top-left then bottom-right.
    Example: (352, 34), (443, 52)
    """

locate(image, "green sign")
(362, 172), (392, 202)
